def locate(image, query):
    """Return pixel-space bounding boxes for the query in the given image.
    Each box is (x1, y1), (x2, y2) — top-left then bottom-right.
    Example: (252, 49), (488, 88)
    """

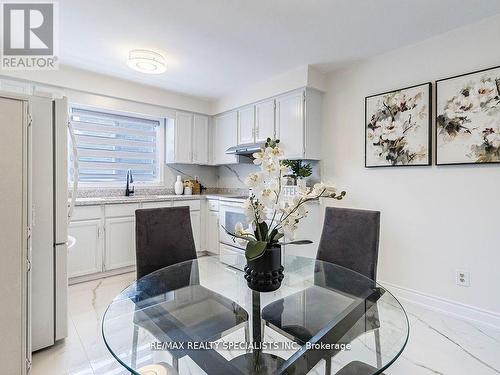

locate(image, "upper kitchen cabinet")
(213, 111), (238, 165)
(237, 100), (276, 145)
(192, 114), (209, 164)
(165, 111), (209, 164)
(237, 105), (255, 145)
(255, 99), (276, 143)
(276, 88), (322, 160)
(166, 111), (192, 164)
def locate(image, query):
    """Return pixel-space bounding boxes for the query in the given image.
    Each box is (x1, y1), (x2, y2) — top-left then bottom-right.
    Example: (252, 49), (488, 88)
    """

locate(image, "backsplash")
(216, 161), (322, 189)
(72, 161), (320, 198)
(164, 164), (218, 188)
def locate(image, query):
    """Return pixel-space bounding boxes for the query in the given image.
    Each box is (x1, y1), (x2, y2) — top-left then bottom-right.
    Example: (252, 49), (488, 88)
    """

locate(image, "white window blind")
(69, 107), (161, 183)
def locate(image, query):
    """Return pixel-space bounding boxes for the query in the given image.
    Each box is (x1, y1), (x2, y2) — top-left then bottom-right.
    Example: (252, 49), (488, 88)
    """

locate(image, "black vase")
(244, 244), (284, 292)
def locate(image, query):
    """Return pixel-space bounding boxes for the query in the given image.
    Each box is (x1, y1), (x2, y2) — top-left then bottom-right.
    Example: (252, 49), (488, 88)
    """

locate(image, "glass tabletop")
(102, 256), (409, 375)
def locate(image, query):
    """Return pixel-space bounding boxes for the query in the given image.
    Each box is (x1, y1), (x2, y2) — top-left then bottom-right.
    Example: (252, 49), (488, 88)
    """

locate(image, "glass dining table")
(102, 255), (409, 375)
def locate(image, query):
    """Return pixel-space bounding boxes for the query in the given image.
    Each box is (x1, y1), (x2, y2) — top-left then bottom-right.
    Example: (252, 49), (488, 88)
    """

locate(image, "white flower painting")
(365, 83), (431, 167)
(436, 66), (500, 165)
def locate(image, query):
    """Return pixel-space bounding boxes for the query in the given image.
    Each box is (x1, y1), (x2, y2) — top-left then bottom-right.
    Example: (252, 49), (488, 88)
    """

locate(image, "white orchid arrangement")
(225, 138), (346, 261)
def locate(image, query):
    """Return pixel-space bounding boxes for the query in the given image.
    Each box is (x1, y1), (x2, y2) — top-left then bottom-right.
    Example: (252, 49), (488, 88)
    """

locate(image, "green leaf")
(245, 241), (268, 260)
(273, 232), (284, 242)
(280, 240), (313, 246)
(258, 221), (268, 240)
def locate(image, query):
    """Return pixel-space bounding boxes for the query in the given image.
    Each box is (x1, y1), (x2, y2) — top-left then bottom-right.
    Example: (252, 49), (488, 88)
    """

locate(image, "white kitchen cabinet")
(255, 99), (275, 142)
(274, 88), (322, 159)
(166, 112), (210, 165)
(165, 111), (193, 164)
(190, 210), (201, 252)
(104, 217), (136, 271)
(276, 91), (304, 159)
(213, 111), (238, 165)
(206, 210), (220, 254)
(193, 114), (209, 164)
(142, 201), (172, 209)
(237, 105), (255, 145)
(68, 219), (102, 278)
(69, 198), (207, 282)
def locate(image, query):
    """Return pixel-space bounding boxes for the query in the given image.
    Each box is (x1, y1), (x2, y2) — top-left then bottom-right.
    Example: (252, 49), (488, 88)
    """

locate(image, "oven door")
(219, 201), (252, 250)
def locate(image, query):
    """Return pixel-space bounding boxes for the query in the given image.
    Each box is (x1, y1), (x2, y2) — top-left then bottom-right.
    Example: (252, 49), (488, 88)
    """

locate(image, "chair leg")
(172, 356), (179, 371)
(375, 329), (382, 368)
(244, 322), (250, 351)
(325, 356), (332, 375)
(131, 325), (138, 370)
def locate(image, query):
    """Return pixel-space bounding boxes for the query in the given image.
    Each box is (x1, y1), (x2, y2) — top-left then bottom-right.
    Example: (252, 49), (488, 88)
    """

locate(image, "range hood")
(225, 142), (265, 156)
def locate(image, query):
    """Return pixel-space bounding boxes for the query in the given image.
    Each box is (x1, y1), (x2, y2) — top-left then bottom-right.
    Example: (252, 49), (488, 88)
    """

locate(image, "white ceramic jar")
(174, 175), (184, 195)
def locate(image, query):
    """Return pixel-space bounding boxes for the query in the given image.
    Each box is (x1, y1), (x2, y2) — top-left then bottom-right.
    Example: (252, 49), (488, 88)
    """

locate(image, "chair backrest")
(135, 206), (197, 279)
(316, 207), (380, 281)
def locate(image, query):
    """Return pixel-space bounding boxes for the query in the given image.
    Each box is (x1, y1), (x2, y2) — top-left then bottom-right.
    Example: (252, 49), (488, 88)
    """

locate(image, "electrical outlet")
(456, 269), (470, 287)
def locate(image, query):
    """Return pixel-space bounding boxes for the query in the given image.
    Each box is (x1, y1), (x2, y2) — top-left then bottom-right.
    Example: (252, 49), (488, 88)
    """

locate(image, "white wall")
(322, 14), (500, 314)
(3, 64), (212, 114)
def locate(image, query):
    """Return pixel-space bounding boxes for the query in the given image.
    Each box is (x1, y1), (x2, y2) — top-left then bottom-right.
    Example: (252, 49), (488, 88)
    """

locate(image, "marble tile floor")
(32, 271), (500, 375)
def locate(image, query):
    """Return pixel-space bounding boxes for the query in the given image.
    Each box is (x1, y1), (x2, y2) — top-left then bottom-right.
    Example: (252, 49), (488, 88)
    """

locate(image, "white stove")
(218, 196), (251, 270)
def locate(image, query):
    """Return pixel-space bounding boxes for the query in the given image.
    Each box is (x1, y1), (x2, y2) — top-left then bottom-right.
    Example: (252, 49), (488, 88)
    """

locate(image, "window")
(69, 107), (162, 184)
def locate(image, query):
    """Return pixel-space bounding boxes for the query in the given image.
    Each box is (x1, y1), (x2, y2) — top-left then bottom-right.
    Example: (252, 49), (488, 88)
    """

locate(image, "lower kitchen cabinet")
(190, 211), (201, 252)
(68, 219), (103, 278)
(206, 210), (220, 254)
(69, 199), (205, 282)
(104, 216), (136, 271)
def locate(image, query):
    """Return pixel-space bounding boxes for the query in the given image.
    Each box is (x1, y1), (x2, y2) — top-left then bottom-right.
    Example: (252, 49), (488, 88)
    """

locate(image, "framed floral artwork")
(365, 83), (432, 167)
(436, 66), (500, 165)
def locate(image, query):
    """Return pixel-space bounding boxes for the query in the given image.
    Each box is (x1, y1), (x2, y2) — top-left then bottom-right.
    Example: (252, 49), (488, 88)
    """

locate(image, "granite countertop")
(73, 193), (248, 206)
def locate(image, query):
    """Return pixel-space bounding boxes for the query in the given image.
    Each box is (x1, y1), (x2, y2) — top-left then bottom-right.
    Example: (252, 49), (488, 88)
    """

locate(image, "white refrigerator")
(0, 92), (31, 374)
(30, 95), (69, 351)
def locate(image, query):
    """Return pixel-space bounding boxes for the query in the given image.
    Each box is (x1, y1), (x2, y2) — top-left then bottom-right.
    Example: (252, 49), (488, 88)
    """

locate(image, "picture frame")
(365, 82), (432, 168)
(435, 65), (500, 165)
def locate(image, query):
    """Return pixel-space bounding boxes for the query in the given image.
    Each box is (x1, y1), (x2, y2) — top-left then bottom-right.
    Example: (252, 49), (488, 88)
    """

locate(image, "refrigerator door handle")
(67, 120), (78, 222)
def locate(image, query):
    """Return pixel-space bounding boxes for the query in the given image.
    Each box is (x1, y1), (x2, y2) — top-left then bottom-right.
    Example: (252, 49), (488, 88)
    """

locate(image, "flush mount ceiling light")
(127, 49), (167, 74)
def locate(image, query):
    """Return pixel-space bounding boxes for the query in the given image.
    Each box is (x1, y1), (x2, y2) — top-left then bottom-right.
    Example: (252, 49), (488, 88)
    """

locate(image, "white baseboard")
(379, 280), (500, 330)
(68, 266), (136, 285)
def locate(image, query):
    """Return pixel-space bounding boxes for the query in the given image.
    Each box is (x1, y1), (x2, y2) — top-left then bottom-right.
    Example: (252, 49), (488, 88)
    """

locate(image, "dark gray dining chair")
(316, 207), (380, 281)
(132, 206), (249, 371)
(318, 207), (382, 375)
(135, 206), (198, 279)
(261, 207), (382, 375)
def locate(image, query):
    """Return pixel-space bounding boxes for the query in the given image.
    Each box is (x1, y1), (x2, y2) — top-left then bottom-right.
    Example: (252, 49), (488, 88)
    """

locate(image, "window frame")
(68, 103), (165, 188)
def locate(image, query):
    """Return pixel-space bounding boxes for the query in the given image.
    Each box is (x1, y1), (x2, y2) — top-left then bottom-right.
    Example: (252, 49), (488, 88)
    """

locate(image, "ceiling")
(59, 0), (500, 100)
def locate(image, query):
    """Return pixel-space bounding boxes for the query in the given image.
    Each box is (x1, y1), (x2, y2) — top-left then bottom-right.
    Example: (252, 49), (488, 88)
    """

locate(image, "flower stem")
(266, 169), (283, 241)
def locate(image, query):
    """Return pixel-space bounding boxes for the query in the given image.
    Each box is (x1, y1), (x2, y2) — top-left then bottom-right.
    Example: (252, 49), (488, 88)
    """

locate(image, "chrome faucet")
(125, 169), (135, 196)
